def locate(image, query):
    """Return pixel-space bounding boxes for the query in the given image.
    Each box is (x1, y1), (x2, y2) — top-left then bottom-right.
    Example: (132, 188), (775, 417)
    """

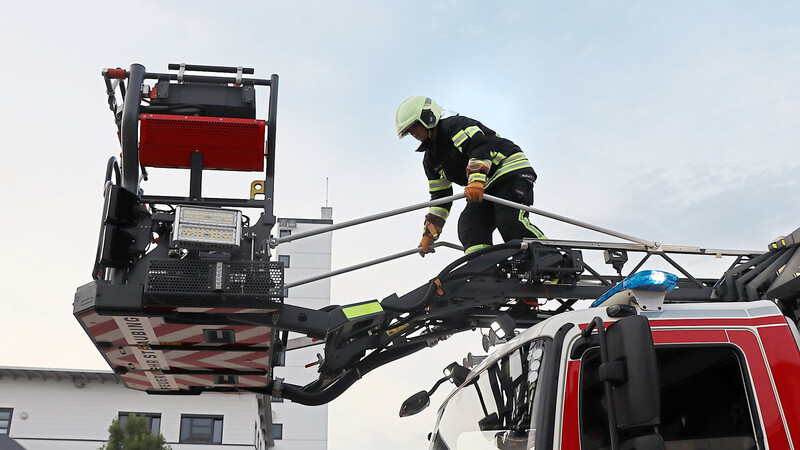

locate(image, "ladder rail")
(270, 194), (661, 249)
(284, 241), (464, 289)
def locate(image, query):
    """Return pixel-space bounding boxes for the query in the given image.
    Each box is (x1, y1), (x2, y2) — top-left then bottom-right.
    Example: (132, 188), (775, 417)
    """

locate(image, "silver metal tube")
(527, 238), (763, 257)
(482, 194), (660, 249)
(270, 193), (466, 248)
(272, 189), (657, 249)
(284, 242), (464, 289)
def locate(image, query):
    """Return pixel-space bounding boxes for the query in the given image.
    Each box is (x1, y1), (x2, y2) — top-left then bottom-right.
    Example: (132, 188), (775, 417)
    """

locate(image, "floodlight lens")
(172, 206), (242, 250)
(180, 207), (239, 226)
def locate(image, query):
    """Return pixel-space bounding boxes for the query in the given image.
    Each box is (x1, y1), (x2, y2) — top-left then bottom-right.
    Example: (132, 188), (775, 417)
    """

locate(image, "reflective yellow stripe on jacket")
(486, 152), (532, 188)
(467, 158), (491, 184)
(428, 177), (452, 193)
(428, 206), (449, 222)
(451, 126), (483, 152)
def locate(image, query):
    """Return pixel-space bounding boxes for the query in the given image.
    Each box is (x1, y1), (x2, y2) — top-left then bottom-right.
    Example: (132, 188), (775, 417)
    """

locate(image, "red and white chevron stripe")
(79, 312), (273, 346)
(104, 348), (269, 371)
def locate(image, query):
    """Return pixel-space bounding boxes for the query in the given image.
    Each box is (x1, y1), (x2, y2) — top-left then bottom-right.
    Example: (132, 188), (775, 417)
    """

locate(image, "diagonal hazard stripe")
(104, 350), (138, 367)
(174, 374), (216, 387)
(82, 312), (118, 335)
(165, 351), (268, 370)
(232, 327), (272, 344)
(120, 372), (154, 391)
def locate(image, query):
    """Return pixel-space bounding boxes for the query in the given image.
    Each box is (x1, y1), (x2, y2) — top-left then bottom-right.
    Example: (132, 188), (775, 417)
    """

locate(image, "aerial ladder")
(74, 63), (800, 410)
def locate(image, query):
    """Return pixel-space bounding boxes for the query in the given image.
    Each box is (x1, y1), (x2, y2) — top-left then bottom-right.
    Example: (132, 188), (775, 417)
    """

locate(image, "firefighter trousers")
(457, 172), (546, 254)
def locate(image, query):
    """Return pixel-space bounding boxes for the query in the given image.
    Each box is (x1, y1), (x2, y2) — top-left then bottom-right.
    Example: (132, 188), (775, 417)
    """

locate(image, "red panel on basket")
(139, 114), (265, 171)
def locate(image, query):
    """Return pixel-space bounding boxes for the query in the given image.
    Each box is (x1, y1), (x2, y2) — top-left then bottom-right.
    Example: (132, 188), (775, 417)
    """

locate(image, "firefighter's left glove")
(419, 214), (445, 257)
(465, 181), (485, 203)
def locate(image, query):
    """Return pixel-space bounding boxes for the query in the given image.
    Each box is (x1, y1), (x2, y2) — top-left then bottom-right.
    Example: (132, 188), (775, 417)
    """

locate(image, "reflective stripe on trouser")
(457, 173), (545, 252)
(465, 244), (491, 254)
(518, 210), (546, 239)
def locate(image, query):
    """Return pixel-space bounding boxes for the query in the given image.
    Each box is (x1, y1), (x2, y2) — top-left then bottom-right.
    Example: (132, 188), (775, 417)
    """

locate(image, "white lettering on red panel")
(114, 317), (177, 390)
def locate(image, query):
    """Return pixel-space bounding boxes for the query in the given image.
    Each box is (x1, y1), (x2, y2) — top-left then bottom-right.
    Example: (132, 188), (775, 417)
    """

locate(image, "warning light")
(172, 205), (242, 251)
(591, 270), (678, 308)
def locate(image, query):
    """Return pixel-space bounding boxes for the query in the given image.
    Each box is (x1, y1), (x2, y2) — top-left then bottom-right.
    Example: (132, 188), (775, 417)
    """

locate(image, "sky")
(2, 1), (800, 448)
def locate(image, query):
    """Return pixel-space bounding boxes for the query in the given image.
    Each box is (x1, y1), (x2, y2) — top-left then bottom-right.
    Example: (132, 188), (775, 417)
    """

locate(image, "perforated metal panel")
(145, 259), (283, 305)
(139, 114), (266, 171)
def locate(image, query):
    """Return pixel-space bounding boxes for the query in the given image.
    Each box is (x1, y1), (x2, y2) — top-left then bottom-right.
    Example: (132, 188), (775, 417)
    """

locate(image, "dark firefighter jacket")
(416, 114), (536, 226)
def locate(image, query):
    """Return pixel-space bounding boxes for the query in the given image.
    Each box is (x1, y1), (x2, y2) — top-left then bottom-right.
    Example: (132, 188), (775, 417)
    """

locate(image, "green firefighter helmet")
(395, 96), (444, 139)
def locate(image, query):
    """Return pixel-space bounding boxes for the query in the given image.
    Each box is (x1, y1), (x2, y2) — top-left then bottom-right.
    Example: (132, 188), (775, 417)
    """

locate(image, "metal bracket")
(272, 377), (284, 398)
(286, 336), (325, 351)
(156, 76), (169, 98)
(251, 180), (265, 200)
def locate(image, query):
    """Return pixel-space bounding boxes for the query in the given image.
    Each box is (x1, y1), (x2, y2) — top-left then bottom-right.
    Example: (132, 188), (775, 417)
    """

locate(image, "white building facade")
(0, 367), (261, 450)
(0, 210), (333, 450)
(270, 212), (334, 450)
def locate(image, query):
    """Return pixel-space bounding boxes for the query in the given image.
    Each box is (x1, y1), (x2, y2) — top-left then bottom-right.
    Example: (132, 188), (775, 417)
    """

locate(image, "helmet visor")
(398, 122), (415, 139)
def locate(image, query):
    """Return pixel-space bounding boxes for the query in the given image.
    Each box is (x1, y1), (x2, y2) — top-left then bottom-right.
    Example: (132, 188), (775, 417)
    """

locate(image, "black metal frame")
(93, 63), (282, 286)
(106, 63), (279, 211)
(79, 64), (286, 393)
(264, 235), (800, 405)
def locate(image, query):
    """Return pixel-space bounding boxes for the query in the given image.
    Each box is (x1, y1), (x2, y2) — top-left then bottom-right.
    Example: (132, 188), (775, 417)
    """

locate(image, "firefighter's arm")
(453, 126), (491, 202)
(420, 179), (452, 256)
(421, 162), (452, 256)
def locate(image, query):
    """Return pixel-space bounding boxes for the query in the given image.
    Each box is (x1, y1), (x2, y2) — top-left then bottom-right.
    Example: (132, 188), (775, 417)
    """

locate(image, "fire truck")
(407, 276), (800, 449)
(74, 63), (800, 449)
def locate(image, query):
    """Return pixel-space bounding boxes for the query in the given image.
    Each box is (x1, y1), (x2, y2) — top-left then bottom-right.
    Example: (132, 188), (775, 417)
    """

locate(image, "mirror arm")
(588, 316), (621, 450)
(428, 375), (450, 396)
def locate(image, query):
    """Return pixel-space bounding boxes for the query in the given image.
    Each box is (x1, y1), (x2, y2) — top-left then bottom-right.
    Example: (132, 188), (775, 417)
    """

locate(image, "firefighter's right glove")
(419, 235), (436, 257)
(465, 181), (485, 203)
(419, 214), (445, 257)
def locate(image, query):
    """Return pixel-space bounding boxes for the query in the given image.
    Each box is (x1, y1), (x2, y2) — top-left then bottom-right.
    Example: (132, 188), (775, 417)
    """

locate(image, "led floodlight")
(172, 205), (242, 251)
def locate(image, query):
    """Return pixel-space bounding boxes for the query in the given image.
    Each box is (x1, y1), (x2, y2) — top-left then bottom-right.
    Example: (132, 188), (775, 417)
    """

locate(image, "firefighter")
(396, 96), (546, 256)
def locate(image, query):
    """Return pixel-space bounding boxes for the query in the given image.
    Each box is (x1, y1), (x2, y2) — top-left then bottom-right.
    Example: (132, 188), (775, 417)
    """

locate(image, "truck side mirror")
(399, 390), (430, 417)
(604, 314), (660, 430)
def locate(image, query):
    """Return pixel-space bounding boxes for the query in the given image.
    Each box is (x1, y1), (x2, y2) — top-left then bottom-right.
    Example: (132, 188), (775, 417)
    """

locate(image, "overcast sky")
(2, 1), (800, 448)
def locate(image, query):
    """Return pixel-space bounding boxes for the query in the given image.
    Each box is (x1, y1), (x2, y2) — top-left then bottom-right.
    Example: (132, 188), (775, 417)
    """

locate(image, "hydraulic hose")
(277, 340), (429, 405)
(382, 241), (524, 313)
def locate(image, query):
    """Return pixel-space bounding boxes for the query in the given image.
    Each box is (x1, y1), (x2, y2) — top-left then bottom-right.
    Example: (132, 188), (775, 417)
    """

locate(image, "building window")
(180, 415), (223, 444)
(119, 412), (161, 434)
(273, 423), (283, 440)
(278, 255), (290, 268)
(0, 408), (12, 435)
(279, 229), (291, 238)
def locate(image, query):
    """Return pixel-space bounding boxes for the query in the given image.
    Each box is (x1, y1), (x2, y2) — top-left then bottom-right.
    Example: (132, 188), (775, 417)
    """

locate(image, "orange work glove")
(418, 214), (445, 257)
(464, 181), (485, 203)
(418, 235), (436, 257)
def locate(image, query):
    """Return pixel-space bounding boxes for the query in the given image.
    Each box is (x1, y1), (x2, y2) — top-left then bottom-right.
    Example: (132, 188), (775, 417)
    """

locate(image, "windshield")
(429, 339), (548, 450)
